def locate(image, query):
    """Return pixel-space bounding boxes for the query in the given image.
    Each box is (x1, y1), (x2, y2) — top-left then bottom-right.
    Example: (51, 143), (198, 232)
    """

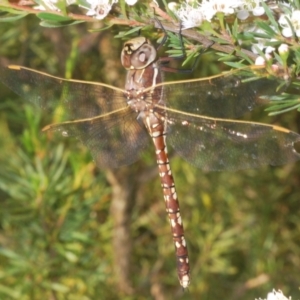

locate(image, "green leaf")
(182, 52), (199, 67)
(267, 103), (300, 115)
(0, 12), (28, 22)
(210, 36), (231, 45)
(273, 52), (284, 66)
(161, 0), (178, 20)
(37, 12), (72, 22)
(216, 52), (237, 62)
(56, 0), (68, 14)
(89, 24), (114, 32)
(261, 1), (280, 33)
(282, 15), (297, 39)
(0, 6), (26, 13)
(231, 18), (238, 41)
(166, 49), (183, 55)
(223, 61), (248, 69)
(118, 0), (127, 20)
(39, 20), (84, 28)
(294, 0), (300, 9)
(263, 93), (300, 115)
(114, 26), (143, 39)
(255, 20), (277, 36)
(234, 49), (254, 64)
(237, 31), (255, 41)
(251, 32), (272, 39)
(0, 6), (29, 22)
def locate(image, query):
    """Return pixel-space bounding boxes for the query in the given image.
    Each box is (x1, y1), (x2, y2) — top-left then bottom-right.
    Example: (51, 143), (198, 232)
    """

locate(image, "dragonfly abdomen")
(144, 113), (190, 288)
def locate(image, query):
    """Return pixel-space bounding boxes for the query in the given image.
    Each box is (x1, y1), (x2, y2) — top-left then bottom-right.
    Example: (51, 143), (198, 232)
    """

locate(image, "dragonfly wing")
(0, 65), (127, 120)
(44, 107), (149, 168)
(163, 71), (285, 118)
(165, 111), (300, 171)
(0, 65), (147, 168)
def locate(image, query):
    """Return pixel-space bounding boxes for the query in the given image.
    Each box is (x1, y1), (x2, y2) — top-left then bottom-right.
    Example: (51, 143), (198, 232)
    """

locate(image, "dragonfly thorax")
(121, 38), (165, 127)
(126, 90), (152, 113)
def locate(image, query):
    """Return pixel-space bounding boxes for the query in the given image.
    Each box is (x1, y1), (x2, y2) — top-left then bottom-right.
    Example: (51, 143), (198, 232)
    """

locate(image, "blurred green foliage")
(0, 17), (300, 300)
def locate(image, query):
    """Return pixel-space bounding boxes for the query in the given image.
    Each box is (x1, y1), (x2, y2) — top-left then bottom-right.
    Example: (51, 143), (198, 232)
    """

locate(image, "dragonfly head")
(121, 36), (157, 70)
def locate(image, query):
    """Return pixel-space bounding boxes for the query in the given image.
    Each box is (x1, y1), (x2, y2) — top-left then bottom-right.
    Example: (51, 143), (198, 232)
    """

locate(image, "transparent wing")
(0, 65), (127, 120)
(161, 68), (286, 118)
(164, 110), (300, 171)
(43, 107), (149, 168)
(0, 65), (149, 168)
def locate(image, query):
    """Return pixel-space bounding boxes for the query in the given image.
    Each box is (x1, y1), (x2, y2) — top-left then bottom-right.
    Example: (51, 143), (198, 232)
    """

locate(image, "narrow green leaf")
(267, 103), (300, 115)
(237, 32), (254, 42)
(210, 36), (231, 45)
(118, 0), (127, 20)
(234, 49), (254, 64)
(265, 101), (299, 111)
(282, 15), (297, 39)
(0, 12), (28, 22)
(0, 6), (27, 14)
(261, 1), (280, 33)
(216, 53), (237, 61)
(223, 62), (248, 69)
(114, 26), (143, 38)
(161, 0), (178, 20)
(255, 20), (277, 36)
(231, 18), (238, 40)
(89, 23), (114, 32)
(273, 52), (284, 66)
(251, 32), (272, 39)
(182, 52), (198, 67)
(39, 20), (83, 28)
(37, 12), (72, 22)
(166, 49), (183, 55)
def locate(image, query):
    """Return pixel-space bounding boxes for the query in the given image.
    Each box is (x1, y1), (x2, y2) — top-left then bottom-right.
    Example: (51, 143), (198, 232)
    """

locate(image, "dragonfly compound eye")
(129, 43), (157, 69)
(121, 38), (157, 70)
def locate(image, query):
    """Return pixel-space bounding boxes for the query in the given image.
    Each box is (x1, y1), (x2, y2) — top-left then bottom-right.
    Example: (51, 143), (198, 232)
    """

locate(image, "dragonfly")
(1, 36), (300, 288)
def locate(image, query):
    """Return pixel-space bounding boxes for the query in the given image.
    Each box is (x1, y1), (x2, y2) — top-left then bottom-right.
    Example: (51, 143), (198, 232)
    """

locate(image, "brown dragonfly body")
(122, 37), (190, 287)
(1, 37), (300, 288)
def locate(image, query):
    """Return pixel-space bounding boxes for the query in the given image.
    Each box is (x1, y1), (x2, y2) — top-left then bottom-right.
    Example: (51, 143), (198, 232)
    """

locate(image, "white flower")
(278, 43), (289, 55)
(279, 10), (300, 37)
(83, 0), (117, 19)
(168, 2), (178, 11)
(236, 9), (249, 20)
(201, 0), (242, 21)
(236, 0), (266, 20)
(251, 39), (276, 55)
(125, 0), (137, 4)
(255, 289), (292, 300)
(34, 0), (60, 11)
(168, 1), (204, 29)
(267, 289), (291, 300)
(255, 55), (266, 65)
